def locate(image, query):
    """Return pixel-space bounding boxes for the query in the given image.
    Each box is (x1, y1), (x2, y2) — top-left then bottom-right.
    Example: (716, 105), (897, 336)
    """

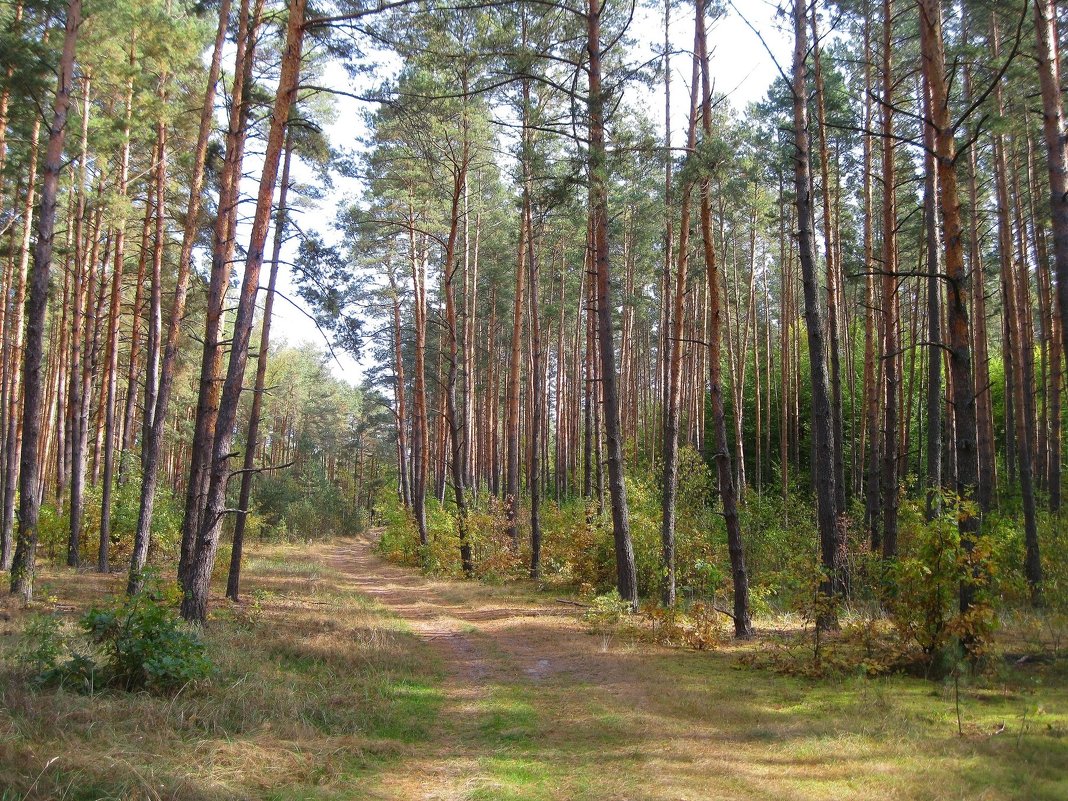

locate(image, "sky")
(263, 0), (792, 387)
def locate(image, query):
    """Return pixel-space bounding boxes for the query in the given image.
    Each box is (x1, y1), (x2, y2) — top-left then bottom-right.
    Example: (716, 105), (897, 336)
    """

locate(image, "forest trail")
(324, 529), (690, 800)
(327, 528), (610, 687)
(319, 531), (871, 801)
(309, 531), (1064, 801)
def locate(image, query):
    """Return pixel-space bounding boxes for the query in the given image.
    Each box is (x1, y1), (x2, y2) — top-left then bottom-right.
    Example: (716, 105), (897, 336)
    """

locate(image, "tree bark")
(443, 89), (473, 577)
(791, 0), (845, 626)
(527, 196), (543, 579)
(10, 0), (81, 600)
(921, 75), (942, 521)
(177, 0), (261, 590)
(811, 6), (847, 517)
(588, 0), (637, 608)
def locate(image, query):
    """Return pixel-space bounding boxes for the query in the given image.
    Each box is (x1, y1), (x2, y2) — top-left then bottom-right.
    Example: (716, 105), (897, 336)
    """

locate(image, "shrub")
(81, 580), (213, 692)
(467, 499), (521, 580)
(643, 601), (726, 650)
(18, 613), (65, 676)
(19, 578), (213, 695)
(885, 496), (996, 674)
(583, 590), (634, 633)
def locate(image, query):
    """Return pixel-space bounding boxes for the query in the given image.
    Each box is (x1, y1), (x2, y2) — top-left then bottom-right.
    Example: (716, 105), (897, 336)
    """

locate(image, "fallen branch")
(555, 598), (592, 608)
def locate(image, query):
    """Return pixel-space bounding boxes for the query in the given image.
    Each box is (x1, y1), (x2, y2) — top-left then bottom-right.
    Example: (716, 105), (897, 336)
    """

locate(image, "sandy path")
(325, 529), (610, 687)
(316, 532), (967, 801)
(323, 529), (646, 800)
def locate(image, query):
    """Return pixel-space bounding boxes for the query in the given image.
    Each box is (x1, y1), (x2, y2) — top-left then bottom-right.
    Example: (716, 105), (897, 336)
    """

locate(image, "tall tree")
(588, 0), (637, 608)
(791, 0), (845, 626)
(879, 0), (900, 558)
(916, 0), (984, 617)
(182, 0), (307, 622)
(10, 0), (82, 600)
(226, 127), (294, 602)
(697, 0), (751, 636)
(1033, 0), (1068, 383)
(660, 12), (700, 608)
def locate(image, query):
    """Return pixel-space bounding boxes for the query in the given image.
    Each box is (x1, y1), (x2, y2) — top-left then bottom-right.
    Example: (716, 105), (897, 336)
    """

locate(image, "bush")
(82, 583), (213, 692)
(18, 613), (65, 676)
(20, 578), (213, 695)
(885, 496), (996, 674)
(376, 494), (423, 565)
(643, 601), (726, 650)
(583, 590), (634, 633)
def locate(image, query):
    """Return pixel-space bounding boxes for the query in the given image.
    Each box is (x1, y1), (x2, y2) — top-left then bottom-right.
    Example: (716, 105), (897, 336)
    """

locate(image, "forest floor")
(1, 530), (1067, 800)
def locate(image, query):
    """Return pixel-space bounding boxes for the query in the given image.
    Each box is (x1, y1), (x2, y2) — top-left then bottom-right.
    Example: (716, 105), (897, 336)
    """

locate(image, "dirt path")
(326, 529), (625, 688)
(324, 529), (660, 800)
(318, 532), (1022, 801)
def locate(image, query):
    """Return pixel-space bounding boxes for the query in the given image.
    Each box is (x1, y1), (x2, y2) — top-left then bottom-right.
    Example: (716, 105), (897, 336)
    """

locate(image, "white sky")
(264, 1), (791, 387)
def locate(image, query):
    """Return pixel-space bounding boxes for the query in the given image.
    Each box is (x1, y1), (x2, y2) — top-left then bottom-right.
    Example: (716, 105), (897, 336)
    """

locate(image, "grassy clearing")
(0, 542), (444, 800)
(2, 536), (1067, 800)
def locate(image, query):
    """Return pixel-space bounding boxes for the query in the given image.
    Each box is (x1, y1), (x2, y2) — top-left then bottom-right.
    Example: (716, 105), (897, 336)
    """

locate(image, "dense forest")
(4, 0), (1066, 627)
(3, 0), (1068, 796)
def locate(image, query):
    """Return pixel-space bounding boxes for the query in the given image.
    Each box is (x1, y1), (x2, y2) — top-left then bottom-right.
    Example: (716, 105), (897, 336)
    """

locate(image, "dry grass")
(2, 534), (1067, 801)
(0, 542), (444, 800)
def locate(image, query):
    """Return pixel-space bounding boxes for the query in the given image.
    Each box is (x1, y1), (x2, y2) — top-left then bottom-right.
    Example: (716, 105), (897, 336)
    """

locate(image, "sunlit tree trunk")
(182, 0), (306, 623)
(409, 216), (429, 547)
(921, 75), (942, 521)
(177, 0), (259, 590)
(505, 79), (530, 551)
(916, 0), (984, 617)
(10, 0), (81, 600)
(443, 82), (473, 577)
(1034, 0), (1068, 406)
(0, 120), (39, 569)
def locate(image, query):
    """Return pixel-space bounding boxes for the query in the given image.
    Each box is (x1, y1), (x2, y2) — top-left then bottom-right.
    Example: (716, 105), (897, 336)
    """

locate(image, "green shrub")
(20, 578), (213, 695)
(885, 496), (996, 674)
(583, 590), (633, 633)
(377, 494), (422, 565)
(18, 613), (65, 675)
(81, 580), (213, 692)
